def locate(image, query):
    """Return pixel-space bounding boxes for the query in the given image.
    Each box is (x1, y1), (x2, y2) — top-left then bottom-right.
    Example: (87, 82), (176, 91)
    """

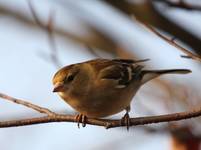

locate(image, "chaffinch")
(52, 58), (191, 129)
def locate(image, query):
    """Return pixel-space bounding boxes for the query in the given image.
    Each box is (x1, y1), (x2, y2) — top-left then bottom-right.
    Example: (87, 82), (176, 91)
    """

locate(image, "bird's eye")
(65, 74), (74, 82)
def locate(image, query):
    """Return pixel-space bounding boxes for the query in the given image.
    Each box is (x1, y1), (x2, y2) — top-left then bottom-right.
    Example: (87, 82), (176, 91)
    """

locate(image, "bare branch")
(1, 92), (201, 129)
(85, 45), (101, 58)
(28, 0), (62, 68)
(0, 93), (55, 116)
(134, 17), (201, 62)
(104, 0), (201, 57)
(154, 0), (201, 11)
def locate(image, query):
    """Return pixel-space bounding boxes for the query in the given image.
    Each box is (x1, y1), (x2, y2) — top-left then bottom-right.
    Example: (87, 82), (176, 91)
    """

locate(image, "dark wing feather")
(112, 58), (150, 64)
(98, 59), (144, 88)
(99, 65), (122, 80)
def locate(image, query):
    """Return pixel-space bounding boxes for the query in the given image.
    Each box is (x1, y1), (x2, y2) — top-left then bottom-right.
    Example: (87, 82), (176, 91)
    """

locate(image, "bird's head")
(52, 64), (80, 93)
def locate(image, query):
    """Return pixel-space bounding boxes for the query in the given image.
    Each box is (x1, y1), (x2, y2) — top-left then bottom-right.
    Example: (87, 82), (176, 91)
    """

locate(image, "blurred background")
(0, 0), (201, 149)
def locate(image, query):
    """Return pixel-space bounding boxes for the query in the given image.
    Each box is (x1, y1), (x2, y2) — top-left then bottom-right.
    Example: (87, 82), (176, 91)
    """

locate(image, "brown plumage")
(52, 59), (191, 119)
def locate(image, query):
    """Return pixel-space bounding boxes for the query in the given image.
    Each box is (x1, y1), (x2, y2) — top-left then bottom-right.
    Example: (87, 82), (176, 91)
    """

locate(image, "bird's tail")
(141, 69), (191, 84)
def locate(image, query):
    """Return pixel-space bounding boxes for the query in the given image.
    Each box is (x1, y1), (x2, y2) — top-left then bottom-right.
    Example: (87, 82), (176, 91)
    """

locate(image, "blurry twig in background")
(0, 2), (136, 59)
(28, 0), (62, 68)
(133, 16), (201, 62)
(85, 45), (101, 58)
(104, 0), (201, 57)
(153, 0), (201, 11)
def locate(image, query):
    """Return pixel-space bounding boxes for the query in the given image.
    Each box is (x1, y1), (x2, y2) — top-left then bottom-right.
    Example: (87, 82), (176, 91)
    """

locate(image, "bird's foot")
(75, 114), (87, 128)
(121, 112), (130, 131)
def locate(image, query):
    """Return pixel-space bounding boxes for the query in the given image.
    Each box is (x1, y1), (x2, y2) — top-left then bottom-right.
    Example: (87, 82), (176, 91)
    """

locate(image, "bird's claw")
(75, 114), (87, 128)
(121, 112), (130, 131)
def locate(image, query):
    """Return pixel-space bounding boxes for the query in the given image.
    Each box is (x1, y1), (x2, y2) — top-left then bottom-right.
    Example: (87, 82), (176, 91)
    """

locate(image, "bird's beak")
(53, 82), (65, 92)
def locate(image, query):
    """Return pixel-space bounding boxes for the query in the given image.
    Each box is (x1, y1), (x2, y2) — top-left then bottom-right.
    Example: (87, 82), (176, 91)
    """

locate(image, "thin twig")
(154, 0), (201, 11)
(86, 45), (101, 58)
(133, 16), (201, 62)
(28, 0), (62, 68)
(0, 93), (55, 116)
(46, 10), (62, 68)
(1, 92), (201, 128)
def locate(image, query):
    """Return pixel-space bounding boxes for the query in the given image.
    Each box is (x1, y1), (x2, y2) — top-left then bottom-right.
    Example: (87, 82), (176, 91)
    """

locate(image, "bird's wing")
(97, 59), (144, 88)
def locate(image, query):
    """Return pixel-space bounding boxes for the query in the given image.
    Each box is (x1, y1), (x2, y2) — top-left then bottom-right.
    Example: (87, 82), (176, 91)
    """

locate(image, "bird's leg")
(121, 106), (131, 131)
(75, 114), (87, 128)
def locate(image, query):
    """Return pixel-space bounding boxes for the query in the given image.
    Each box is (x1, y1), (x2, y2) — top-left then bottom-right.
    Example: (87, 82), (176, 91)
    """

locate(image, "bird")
(52, 58), (191, 129)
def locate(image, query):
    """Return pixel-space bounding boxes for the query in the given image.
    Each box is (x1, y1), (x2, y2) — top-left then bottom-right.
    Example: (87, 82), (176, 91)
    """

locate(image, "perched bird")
(52, 59), (191, 129)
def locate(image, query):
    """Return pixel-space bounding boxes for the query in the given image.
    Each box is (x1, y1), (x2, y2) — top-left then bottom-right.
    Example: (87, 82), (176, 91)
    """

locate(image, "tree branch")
(104, 0), (201, 56)
(0, 93), (55, 116)
(28, 0), (62, 68)
(1, 92), (201, 129)
(154, 0), (201, 11)
(133, 17), (201, 62)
